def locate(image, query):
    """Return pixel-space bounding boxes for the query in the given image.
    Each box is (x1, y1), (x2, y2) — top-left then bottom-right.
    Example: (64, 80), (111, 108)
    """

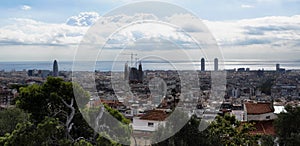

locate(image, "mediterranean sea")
(1, 60), (300, 72)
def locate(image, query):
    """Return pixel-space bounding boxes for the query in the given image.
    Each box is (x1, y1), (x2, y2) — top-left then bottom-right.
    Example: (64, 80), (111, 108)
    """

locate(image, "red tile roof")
(92, 99), (124, 107)
(249, 120), (275, 135)
(245, 102), (274, 115)
(140, 110), (169, 121)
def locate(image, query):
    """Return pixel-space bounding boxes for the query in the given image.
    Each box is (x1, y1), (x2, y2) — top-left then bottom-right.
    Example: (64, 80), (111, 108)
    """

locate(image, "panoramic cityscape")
(1, 58), (300, 145)
(1, 0), (300, 146)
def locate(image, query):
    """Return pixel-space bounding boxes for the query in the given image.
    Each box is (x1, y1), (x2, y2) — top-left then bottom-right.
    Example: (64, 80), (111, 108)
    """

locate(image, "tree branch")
(61, 98), (75, 141)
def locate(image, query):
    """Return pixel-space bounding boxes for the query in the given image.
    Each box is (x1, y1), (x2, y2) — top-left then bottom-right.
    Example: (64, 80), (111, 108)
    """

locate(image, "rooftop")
(139, 110), (169, 121)
(249, 120), (275, 135)
(245, 102), (274, 115)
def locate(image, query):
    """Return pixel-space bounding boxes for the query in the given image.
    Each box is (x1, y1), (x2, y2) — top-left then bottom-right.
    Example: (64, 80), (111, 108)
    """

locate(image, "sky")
(0, 0), (300, 62)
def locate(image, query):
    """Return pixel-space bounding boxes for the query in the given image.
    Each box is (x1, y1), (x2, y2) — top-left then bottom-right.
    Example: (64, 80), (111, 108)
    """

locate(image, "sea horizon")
(1, 60), (300, 72)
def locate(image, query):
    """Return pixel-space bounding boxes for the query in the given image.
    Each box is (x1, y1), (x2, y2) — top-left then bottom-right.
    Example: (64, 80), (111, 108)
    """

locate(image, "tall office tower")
(214, 58), (218, 71)
(232, 87), (240, 98)
(276, 63), (280, 71)
(124, 62), (129, 80)
(53, 60), (58, 77)
(138, 61), (143, 82)
(201, 58), (205, 71)
(138, 61), (142, 71)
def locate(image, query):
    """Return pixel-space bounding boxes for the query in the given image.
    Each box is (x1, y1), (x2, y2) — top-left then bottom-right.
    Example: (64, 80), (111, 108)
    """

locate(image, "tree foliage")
(96, 135), (122, 146)
(153, 115), (210, 146)
(0, 117), (66, 146)
(16, 77), (89, 123)
(153, 113), (258, 146)
(82, 104), (131, 145)
(260, 135), (275, 146)
(208, 114), (258, 146)
(3, 77), (132, 145)
(74, 139), (93, 146)
(16, 77), (93, 140)
(104, 104), (130, 125)
(274, 105), (300, 146)
(0, 108), (29, 136)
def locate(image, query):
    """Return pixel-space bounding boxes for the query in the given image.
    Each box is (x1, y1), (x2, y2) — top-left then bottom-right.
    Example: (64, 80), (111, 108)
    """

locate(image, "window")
(148, 122), (154, 127)
(266, 116), (270, 119)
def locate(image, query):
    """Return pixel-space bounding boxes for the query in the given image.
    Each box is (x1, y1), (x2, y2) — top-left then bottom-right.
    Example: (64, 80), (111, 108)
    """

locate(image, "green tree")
(17, 77), (90, 123)
(208, 114), (257, 146)
(85, 104), (131, 145)
(0, 108), (29, 136)
(104, 104), (130, 125)
(153, 115), (210, 146)
(15, 77), (93, 143)
(0, 117), (66, 146)
(8, 84), (27, 93)
(154, 113), (257, 146)
(152, 109), (213, 146)
(274, 105), (300, 146)
(260, 135), (275, 146)
(16, 84), (47, 122)
(96, 135), (122, 146)
(74, 139), (93, 146)
(13, 77), (130, 145)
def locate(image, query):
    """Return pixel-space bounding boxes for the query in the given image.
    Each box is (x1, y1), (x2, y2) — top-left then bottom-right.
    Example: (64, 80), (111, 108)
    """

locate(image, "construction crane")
(135, 57), (139, 68)
(120, 53), (137, 67)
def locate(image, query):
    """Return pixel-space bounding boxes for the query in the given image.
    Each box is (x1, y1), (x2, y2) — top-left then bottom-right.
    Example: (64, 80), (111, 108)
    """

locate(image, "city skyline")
(1, 59), (299, 72)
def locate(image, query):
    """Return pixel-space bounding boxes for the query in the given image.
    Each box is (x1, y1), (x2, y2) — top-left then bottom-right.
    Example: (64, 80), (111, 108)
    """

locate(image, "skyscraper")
(276, 64), (280, 71)
(138, 61), (143, 82)
(214, 58), (218, 71)
(201, 58), (205, 71)
(138, 61), (142, 71)
(53, 60), (58, 77)
(124, 62), (129, 80)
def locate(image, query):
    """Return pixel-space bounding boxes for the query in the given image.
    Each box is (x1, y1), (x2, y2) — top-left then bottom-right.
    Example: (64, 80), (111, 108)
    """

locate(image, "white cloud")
(204, 15), (300, 47)
(105, 22), (196, 50)
(241, 4), (254, 8)
(66, 12), (100, 26)
(1, 11), (300, 61)
(203, 15), (300, 60)
(21, 5), (31, 11)
(0, 12), (161, 47)
(0, 18), (88, 46)
(165, 13), (205, 32)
